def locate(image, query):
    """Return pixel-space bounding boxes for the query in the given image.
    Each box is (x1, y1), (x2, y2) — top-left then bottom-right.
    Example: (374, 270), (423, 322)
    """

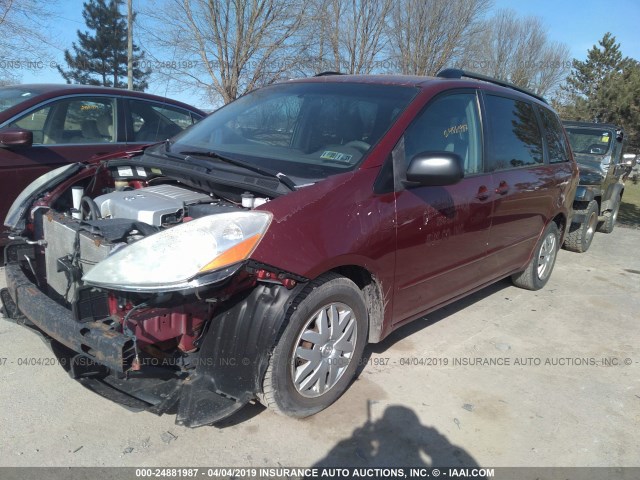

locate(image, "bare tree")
(0, 0), (59, 83)
(307, 0), (392, 74)
(320, 0), (342, 72)
(389, 0), (491, 76)
(458, 9), (571, 96)
(140, 0), (307, 105)
(284, 0), (334, 75)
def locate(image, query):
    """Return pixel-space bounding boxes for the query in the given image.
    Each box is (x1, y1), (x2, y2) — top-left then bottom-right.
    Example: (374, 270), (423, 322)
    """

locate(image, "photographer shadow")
(310, 404), (479, 468)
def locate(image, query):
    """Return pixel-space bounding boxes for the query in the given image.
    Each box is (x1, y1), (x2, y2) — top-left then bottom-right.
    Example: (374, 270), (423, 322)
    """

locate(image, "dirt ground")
(1, 226), (638, 468)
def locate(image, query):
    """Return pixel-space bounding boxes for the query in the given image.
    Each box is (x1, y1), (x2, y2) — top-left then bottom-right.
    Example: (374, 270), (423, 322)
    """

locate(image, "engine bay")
(13, 159), (281, 373)
(41, 165), (270, 301)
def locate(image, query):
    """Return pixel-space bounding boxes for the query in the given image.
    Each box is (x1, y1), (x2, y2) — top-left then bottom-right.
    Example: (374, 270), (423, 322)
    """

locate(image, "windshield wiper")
(178, 150), (296, 191)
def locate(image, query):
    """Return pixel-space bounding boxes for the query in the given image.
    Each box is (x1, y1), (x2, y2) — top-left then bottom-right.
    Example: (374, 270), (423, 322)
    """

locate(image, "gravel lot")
(1, 227), (639, 468)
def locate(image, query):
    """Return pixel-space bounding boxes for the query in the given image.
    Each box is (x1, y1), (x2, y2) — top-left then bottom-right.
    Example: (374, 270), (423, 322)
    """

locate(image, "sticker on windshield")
(136, 167), (147, 177)
(320, 151), (353, 162)
(601, 133), (610, 143)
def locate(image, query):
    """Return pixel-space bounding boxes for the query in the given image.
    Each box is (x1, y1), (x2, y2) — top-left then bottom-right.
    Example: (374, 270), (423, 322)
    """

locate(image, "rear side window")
(539, 107), (569, 163)
(484, 95), (543, 171)
(127, 99), (199, 142)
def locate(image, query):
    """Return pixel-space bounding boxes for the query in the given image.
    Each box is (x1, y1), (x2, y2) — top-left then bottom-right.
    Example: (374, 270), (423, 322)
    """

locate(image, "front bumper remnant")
(4, 261), (136, 372)
(2, 242), (304, 427)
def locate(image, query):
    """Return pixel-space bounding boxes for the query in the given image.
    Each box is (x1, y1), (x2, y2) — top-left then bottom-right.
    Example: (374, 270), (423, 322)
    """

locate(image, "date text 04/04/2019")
(136, 468), (408, 478)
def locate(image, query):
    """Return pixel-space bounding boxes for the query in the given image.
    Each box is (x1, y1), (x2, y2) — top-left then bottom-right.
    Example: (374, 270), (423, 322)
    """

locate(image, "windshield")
(565, 127), (613, 157)
(0, 87), (39, 114)
(170, 82), (418, 181)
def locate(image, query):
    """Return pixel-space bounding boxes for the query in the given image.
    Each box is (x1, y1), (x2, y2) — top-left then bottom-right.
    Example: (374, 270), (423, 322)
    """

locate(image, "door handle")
(495, 181), (509, 195)
(476, 185), (490, 201)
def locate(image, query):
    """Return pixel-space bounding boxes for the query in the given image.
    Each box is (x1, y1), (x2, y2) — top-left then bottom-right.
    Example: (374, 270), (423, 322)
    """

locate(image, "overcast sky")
(19, 0), (640, 109)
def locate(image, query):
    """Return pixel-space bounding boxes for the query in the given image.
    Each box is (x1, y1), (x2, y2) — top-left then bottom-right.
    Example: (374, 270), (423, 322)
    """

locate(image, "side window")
(10, 106), (52, 144)
(128, 99), (198, 142)
(404, 92), (482, 175)
(62, 99), (116, 143)
(539, 107), (569, 163)
(484, 95), (543, 171)
(152, 105), (198, 129)
(11, 97), (115, 145)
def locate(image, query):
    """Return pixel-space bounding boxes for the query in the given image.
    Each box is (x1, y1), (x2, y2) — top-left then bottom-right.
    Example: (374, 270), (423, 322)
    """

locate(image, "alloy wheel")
(291, 302), (357, 398)
(537, 232), (557, 280)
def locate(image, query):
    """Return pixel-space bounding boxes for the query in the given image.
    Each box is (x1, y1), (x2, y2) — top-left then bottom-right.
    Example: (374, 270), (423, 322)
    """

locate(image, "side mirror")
(0, 128), (33, 149)
(622, 153), (637, 167)
(404, 152), (464, 187)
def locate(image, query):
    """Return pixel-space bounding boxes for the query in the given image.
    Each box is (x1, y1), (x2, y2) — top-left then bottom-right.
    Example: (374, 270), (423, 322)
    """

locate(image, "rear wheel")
(512, 222), (559, 291)
(260, 273), (368, 418)
(564, 200), (599, 253)
(598, 195), (620, 233)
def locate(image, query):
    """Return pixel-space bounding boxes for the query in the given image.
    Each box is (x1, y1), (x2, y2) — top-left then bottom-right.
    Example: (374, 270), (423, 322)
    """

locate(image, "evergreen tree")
(565, 32), (624, 102)
(57, 0), (150, 90)
(559, 33), (640, 149)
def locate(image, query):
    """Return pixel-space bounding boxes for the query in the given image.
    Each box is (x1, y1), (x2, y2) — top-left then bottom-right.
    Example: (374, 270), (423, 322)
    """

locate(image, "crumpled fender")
(176, 281), (305, 427)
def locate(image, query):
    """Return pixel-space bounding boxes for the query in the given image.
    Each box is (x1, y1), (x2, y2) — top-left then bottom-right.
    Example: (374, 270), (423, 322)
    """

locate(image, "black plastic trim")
(437, 68), (547, 104)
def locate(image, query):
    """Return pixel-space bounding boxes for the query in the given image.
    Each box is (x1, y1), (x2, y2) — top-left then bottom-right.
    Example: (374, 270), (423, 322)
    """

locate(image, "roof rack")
(315, 71), (343, 77)
(436, 68), (547, 104)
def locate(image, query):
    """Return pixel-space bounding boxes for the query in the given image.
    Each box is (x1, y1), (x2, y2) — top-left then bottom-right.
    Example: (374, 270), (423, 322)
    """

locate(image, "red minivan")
(0, 84), (205, 244)
(2, 71), (578, 426)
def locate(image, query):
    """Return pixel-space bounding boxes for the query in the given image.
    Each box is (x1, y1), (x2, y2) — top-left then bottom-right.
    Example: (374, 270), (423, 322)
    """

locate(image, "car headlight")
(82, 211), (272, 292)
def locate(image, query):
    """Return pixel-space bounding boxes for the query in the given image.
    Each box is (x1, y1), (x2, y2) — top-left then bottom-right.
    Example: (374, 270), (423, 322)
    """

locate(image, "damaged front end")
(1, 155), (306, 427)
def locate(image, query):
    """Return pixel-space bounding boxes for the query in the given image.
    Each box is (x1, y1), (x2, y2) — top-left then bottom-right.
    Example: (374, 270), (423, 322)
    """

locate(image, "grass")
(619, 178), (640, 228)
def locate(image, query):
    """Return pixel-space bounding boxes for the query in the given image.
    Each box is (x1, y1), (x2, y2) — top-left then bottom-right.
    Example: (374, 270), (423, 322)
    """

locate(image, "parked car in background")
(2, 70), (577, 426)
(0, 84), (206, 244)
(562, 121), (626, 252)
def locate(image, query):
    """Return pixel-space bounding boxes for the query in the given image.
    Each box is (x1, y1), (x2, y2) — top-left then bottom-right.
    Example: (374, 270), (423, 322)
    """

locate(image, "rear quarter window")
(539, 107), (570, 163)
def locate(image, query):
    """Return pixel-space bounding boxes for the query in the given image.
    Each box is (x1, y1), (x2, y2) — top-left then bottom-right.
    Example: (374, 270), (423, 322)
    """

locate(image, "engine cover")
(94, 185), (210, 226)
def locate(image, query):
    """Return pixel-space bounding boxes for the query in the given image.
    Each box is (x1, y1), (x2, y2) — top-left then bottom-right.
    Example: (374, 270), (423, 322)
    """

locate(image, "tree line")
(1, 0), (638, 149)
(140, 0), (571, 104)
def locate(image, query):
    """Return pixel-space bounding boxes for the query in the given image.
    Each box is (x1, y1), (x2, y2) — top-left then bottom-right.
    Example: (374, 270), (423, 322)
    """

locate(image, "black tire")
(511, 222), (560, 291)
(598, 195), (620, 233)
(564, 200), (599, 253)
(260, 273), (368, 418)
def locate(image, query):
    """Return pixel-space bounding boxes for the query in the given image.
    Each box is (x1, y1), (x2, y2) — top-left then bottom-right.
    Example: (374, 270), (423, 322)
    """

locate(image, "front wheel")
(564, 200), (599, 253)
(260, 273), (368, 418)
(512, 222), (560, 291)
